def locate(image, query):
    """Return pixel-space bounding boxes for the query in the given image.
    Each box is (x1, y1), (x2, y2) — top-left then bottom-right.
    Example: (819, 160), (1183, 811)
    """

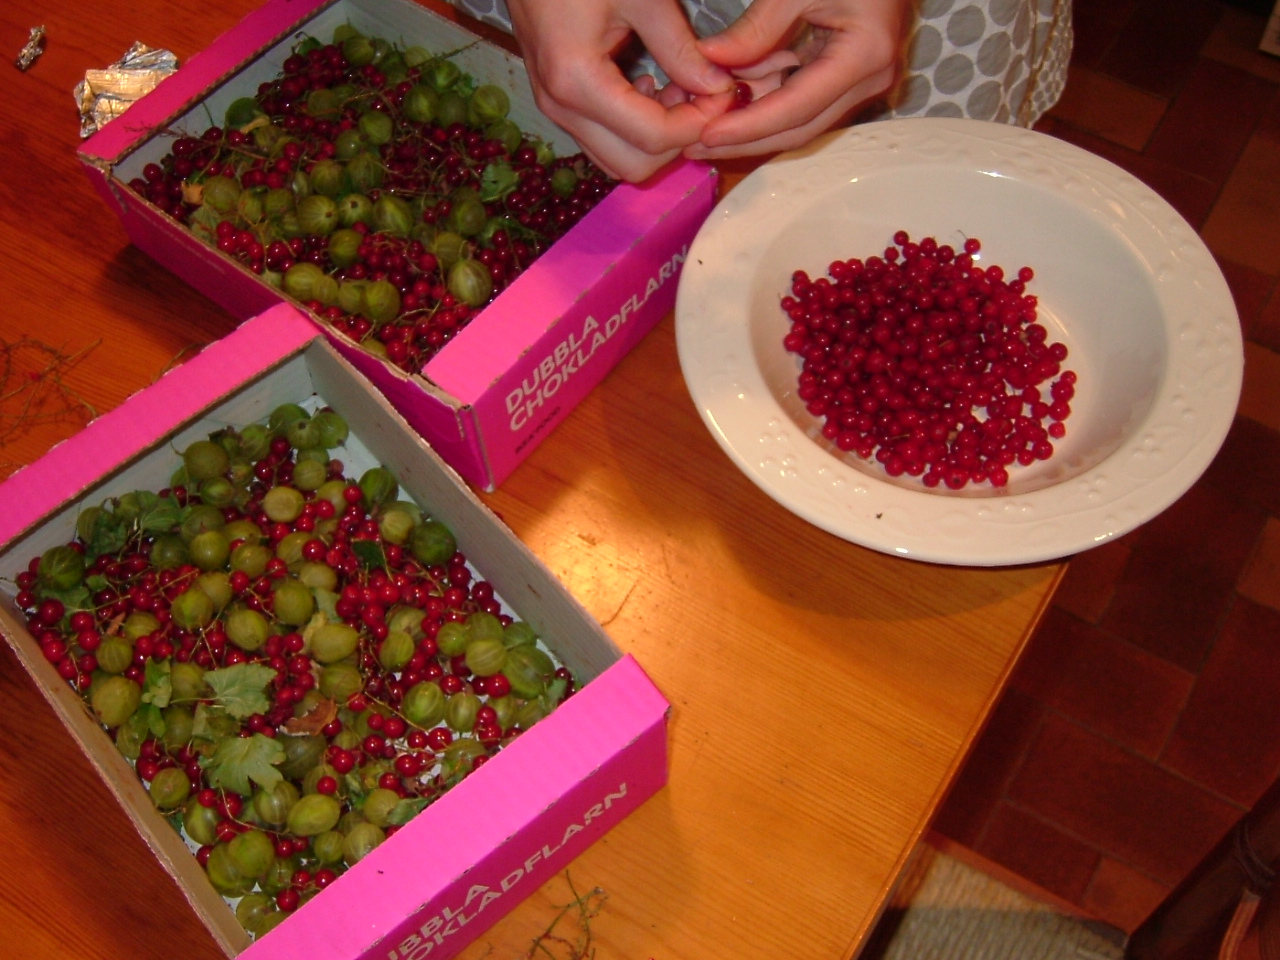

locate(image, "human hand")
(683, 0), (907, 161)
(504, 0), (734, 182)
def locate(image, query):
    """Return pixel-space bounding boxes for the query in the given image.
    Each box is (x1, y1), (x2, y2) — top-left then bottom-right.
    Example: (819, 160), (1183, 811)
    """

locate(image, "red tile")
(1217, 255), (1277, 341)
(1070, 0), (1144, 69)
(1145, 58), (1276, 183)
(1254, 282), (1280, 353)
(973, 801), (1101, 905)
(1040, 122), (1220, 229)
(932, 688), (1046, 848)
(1083, 858), (1173, 934)
(1006, 714), (1244, 885)
(1099, 479), (1266, 671)
(1054, 537), (1134, 624)
(1100, 0), (1225, 99)
(1011, 608), (1194, 758)
(1201, 415), (1280, 516)
(1162, 596), (1280, 806)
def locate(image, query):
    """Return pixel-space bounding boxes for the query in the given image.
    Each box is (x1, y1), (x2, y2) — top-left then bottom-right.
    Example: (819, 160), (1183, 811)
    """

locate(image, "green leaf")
(141, 659), (172, 709)
(138, 701), (166, 739)
(351, 538), (386, 571)
(87, 511), (129, 557)
(136, 492), (183, 535)
(191, 702), (239, 742)
(387, 796), (431, 826)
(479, 162), (518, 202)
(35, 582), (91, 616)
(200, 733), (286, 795)
(205, 662), (278, 719)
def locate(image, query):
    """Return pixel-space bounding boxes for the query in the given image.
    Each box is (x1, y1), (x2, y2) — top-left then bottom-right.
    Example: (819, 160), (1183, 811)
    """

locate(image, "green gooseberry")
(357, 110), (393, 146)
(297, 193), (339, 236)
(201, 175), (242, 215)
(305, 87), (343, 120)
(96, 636), (133, 674)
(410, 519), (456, 566)
(342, 34), (376, 67)
(273, 578), (316, 627)
(448, 258), (493, 307)
(183, 796), (220, 846)
(149, 766), (191, 810)
(229, 829), (277, 879)
(283, 261), (329, 301)
(206, 842), (254, 897)
(262, 484), (305, 522)
(188, 529), (230, 571)
(401, 681), (445, 728)
(225, 605), (270, 652)
(333, 127), (366, 161)
(378, 630), (414, 671)
(426, 59), (461, 93)
(311, 410), (348, 447)
(37, 544), (84, 591)
(150, 534), (189, 572)
(401, 84), (437, 123)
(183, 438), (231, 480)
(328, 228), (363, 268)
(170, 586), (214, 631)
(342, 821), (385, 866)
(372, 194), (413, 237)
(90, 675), (141, 728)
(310, 622), (359, 663)
(346, 152), (385, 194)
(231, 542), (272, 578)
(358, 466), (398, 510)
(467, 84), (511, 124)
(360, 788), (400, 829)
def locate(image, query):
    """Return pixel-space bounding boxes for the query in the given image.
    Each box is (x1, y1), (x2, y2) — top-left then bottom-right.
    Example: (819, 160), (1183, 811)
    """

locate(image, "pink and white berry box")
(0, 305), (671, 960)
(76, 0), (719, 491)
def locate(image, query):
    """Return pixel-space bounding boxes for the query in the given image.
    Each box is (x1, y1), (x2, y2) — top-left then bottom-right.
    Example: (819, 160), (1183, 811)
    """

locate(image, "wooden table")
(0, 3), (1062, 958)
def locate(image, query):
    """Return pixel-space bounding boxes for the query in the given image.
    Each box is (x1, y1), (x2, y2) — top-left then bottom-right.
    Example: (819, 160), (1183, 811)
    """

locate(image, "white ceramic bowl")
(675, 119), (1243, 566)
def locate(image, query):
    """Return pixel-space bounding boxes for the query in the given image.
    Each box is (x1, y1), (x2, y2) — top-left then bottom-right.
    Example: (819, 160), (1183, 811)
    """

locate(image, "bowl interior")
(748, 163), (1169, 496)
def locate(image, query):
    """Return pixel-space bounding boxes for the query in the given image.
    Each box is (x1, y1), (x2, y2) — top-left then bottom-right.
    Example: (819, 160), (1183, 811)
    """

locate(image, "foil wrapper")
(16, 26), (45, 71)
(74, 42), (178, 138)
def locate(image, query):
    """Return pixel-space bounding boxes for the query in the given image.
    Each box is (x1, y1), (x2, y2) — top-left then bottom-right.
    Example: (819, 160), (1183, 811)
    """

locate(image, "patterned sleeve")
(444, 0), (1072, 128)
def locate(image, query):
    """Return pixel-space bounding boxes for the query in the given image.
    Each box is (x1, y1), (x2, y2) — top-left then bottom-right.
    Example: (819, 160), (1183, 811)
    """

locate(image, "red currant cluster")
(782, 232), (1076, 489)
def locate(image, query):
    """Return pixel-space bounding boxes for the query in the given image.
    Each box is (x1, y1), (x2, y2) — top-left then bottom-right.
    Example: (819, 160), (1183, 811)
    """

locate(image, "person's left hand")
(679, 0), (907, 160)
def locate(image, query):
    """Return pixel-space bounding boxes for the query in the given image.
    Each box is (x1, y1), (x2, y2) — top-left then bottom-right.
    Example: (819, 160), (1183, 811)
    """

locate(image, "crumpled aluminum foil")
(16, 26), (45, 71)
(74, 41), (178, 138)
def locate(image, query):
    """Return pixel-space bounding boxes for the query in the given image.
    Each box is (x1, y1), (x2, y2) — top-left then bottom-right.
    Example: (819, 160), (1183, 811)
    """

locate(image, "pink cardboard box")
(0, 306), (669, 959)
(77, 0), (719, 490)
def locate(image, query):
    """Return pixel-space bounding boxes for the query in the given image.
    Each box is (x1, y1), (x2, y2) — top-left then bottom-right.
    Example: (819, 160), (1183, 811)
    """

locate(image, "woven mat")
(859, 847), (1128, 960)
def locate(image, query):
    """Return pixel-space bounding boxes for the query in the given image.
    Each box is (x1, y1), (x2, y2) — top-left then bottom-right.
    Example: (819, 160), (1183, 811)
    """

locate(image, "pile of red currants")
(781, 232), (1077, 489)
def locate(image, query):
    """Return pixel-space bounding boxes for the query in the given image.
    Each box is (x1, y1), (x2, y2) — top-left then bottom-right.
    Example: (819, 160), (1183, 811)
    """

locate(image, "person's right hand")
(504, 0), (734, 182)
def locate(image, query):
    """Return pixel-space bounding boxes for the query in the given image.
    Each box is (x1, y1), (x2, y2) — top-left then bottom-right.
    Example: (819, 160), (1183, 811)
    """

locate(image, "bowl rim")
(675, 118), (1244, 566)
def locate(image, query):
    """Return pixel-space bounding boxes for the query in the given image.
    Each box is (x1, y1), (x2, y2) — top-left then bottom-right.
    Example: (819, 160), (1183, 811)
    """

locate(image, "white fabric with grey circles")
(448, 0), (1072, 128)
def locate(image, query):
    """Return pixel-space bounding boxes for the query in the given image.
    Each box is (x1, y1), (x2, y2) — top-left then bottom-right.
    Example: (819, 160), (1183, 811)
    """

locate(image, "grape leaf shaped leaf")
(200, 733), (286, 795)
(204, 662), (278, 719)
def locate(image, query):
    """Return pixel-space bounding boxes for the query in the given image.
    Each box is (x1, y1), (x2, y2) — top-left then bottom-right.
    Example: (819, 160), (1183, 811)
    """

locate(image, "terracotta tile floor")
(929, 0), (1280, 936)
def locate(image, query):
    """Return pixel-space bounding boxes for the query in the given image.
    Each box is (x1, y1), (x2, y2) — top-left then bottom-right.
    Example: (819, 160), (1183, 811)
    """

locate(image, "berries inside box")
(0, 307), (669, 960)
(78, 0), (718, 490)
